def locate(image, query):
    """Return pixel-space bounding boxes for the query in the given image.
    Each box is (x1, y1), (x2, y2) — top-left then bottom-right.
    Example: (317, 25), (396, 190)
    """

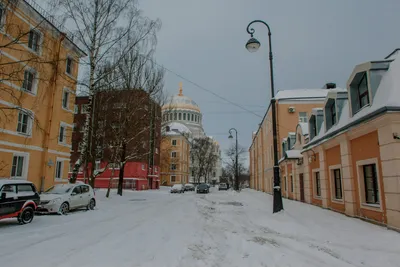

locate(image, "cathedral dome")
(162, 83), (200, 113)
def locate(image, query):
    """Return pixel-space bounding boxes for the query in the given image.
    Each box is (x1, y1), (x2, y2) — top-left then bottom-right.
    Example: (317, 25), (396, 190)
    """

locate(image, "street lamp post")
(228, 128), (239, 191)
(245, 20), (284, 213)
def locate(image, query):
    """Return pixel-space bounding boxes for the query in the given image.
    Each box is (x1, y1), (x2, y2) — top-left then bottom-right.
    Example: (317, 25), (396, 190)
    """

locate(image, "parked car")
(184, 184), (195, 191)
(218, 183), (228, 191)
(37, 183), (96, 215)
(170, 184), (185, 194)
(197, 183), (209, 194)
(0, 180), (40, 224)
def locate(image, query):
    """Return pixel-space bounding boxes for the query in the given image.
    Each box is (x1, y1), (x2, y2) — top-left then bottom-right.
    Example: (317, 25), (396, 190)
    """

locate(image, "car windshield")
(45, 184), (74, 194)
(172, 185), (181, 189)
(198, 184), (207, 189)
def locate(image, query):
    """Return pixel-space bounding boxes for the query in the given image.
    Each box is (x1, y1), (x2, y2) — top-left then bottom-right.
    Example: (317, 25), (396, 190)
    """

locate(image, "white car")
(170, 184), (184, 193)
(37, 183), (96, 214)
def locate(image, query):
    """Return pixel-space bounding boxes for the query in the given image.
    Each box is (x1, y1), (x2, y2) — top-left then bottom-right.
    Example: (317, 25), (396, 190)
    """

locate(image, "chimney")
(323, 82), (336, 89)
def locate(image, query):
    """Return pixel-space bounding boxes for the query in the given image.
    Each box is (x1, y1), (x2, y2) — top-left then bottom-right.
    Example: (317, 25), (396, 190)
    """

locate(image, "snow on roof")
(0, 179), (34, 186)
(305, 54), (400, 149)
(286, 150), (303, 159)
(164, 122), (191, 136)
(275, 88), (341, 100)
(298, 123), (309, 135)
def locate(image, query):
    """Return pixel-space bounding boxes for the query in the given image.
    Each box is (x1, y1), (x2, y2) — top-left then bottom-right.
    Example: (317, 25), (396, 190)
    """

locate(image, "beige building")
(251, 49), (400, 231)
(249, 85), (337, 193)
(160, 122), (190, 185)
(0, 0), (85, 190)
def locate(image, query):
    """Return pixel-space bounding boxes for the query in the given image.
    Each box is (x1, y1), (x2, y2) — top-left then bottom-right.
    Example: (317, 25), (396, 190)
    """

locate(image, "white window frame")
(356, 158), (382, 211)
(27, 28), (42, 54)
(62, 88), (70, 110)
(171, 151), (177, 158)
(10, 152), (29, 180)
(81, 104), (89, 114)
(172, 139), (177, 146)
(58, 122), (73, 147)
(141, 164), (145, 171)
(329, 165), (344, 203)
(74, 104), (79, 114)
(16, 110), (32, 136)
(299, 112), (308, 123)
(155, 148), (159, 154)
(95, 160), (101, 171)
(55, 160), (63, 180)
(66, 56), (74, 76)
(22, 68), (38, 94)
(312, 169), (322, 199)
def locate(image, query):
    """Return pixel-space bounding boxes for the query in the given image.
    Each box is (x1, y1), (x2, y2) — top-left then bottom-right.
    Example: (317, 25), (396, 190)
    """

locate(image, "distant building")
(0, 0), (85, 191)
(161, 83), (222, 184)
(70, 89), (161, 190)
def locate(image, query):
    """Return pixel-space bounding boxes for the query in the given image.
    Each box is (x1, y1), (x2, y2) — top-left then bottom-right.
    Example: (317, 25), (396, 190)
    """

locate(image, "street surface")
(1, 187), (399, 267)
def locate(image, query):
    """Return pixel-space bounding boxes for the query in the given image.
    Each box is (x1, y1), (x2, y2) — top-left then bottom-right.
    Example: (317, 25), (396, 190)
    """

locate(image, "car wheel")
(59, 202), (69, 215)
(87, 198), (96, 210)
(19, 206), (34, 224)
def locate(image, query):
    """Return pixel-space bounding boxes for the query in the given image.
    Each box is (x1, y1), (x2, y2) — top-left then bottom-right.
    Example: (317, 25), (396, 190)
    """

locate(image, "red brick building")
(70, 89), (161, 190)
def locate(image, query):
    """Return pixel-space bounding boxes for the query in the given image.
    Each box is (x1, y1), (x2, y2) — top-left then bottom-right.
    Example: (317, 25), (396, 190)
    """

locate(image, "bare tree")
(190, 137), (218, 184)
(52, 0), (161, 183)
(224, 143), (247, 188)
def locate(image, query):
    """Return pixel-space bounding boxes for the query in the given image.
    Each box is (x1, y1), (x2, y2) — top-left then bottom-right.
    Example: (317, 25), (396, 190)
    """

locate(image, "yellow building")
(160, 123), (190, 186)
(249, 84), (338, 193)
(0, 1), (86, 191)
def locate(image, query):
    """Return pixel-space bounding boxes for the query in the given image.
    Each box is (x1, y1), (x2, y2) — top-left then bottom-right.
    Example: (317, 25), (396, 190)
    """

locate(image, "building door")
(299, 174), (305, 202)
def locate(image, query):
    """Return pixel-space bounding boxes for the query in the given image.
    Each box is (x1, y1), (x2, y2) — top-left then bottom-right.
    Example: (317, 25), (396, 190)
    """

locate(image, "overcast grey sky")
(139, 0), (400, 162)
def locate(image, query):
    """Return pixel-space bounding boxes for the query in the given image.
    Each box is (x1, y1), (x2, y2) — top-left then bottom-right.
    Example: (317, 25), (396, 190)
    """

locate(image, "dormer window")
(357, 73), (369, 109)
(330, 101), (336, 126)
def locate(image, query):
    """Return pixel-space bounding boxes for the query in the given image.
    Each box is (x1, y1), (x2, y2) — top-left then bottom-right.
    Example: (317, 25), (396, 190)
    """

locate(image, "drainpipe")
(39, 33), (65, 192)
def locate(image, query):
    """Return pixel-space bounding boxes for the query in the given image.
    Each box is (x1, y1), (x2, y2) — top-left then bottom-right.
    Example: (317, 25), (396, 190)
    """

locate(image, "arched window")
(174, 113), (177, 120)
(191, 114), (194, 121)
(169, 113), (172, 120)
(179, 113), (182, 120)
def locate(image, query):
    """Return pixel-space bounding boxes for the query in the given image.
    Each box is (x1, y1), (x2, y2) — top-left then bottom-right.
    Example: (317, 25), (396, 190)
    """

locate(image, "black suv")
(0, 180), (40, 224)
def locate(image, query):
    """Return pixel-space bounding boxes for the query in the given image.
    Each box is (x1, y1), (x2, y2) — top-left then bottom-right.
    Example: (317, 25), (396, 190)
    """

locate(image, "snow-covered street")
(1, 187), (399, 267)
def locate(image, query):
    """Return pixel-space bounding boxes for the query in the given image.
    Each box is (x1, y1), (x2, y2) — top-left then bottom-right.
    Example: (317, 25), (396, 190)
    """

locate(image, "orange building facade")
(160, 123), (190, 186)
(0, 1), (85, 191)
(251, 49), (400, 231)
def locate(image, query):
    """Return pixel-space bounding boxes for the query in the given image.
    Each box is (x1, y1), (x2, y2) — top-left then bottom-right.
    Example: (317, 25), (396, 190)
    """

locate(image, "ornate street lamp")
(228, 128), (239, 191)
(245, 20), (283, 213)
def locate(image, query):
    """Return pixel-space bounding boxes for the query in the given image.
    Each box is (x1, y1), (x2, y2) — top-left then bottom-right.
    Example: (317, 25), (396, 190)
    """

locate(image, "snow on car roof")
(0, 179), (34, 186)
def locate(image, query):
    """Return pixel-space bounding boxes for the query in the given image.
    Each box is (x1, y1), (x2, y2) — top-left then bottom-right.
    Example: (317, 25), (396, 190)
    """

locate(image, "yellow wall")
(0, 3), (84, 190)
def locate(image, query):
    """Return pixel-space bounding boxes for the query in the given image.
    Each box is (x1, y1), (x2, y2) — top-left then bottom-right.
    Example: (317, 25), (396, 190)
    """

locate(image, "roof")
(164, 122), (192, 136)
(286, 150), (303, 159)
(0, 179), (34, 186)
(298, 123), (309, 135)
(162, 84), (200, 112)
(275, 88), (340, 101)
(304, 53), (400, 150)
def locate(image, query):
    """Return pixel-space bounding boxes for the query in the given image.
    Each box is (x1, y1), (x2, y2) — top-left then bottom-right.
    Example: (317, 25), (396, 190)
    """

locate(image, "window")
(171, 164), (177, 170)
(0, 5), (5, 28)
(183, 113), (186, 120)
(17, 184), (35, 196)
(155, 148), (159, 154)
(332, 169), (342, 199)
(155, 167), (158, 173)
(59, 125), (66, 143)
(142, 164), (145, 171)
(169, 113), (172, 120)
(22, 69), (35, 92)
(191, 114), (194, 121)
(172, 140), (177, 146)
(81, 185), (90, 193)
(74, 105), (79, 114)
(357, 73), (369, 109)
(315, 172), (321, 197)
(11, 155), (24, 178)
(81, 104), (89, 114)
(28, 30), (40, 52)
(66, 57), (73, 75)
(95, 160), (101, 170)
(171, 175), (176, 182)
(174, 113), (177, 120)
(1, 185), (16, 197)
(62, 90), (70, 109)
(178, 113), (182, 120)
(72, 186), (81, 195)
(55, 160), (63, 180)
(363, 164), (379, 204)
(284, 176), (287, 191)
(299, 112), (307, 123)
(171, 151), (177, 158)
(17, 111), (31, 134)
(290, 175), (293, 192)
(330, 102), (336, 126)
